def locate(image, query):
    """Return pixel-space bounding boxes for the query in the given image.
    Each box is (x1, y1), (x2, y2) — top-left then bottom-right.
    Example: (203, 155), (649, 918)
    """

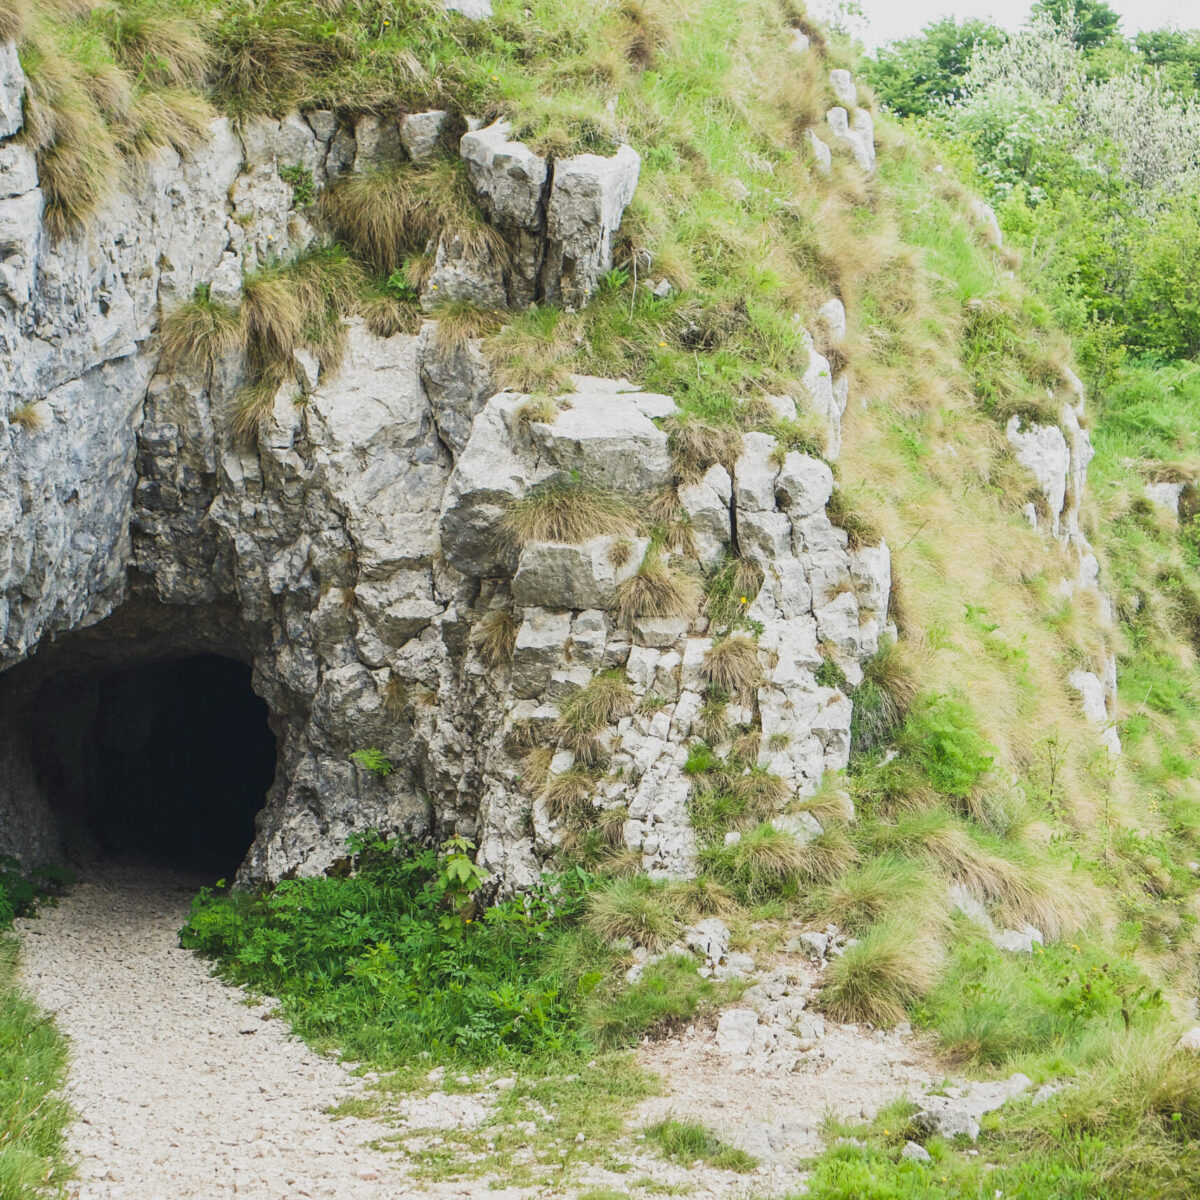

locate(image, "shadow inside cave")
(19, 652), (277, 878)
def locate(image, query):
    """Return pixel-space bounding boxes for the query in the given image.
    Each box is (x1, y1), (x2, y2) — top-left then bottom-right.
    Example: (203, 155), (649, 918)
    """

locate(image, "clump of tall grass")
(470, 608), (517, 668)
(500, 479), (639, 548)
(610, 549), (703, 628)
(586, 875), (681, 952)
(702, 635), (762, 696)
(318, 161), (505, 278)
(556, 672), (635, 753)
(818, 918), (944, 1026)
(663, 415), (743, 482)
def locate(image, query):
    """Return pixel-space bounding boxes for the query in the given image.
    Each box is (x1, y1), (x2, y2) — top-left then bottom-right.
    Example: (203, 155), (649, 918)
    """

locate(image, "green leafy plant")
(349, 747), (394, 777)
(279, 162), (315, 206)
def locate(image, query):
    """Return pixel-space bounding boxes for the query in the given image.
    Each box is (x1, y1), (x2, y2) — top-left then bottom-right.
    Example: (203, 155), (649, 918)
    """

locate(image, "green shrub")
(181, 836), (604, 1064)
(919, 929), (1160, 1067)
(279, 162), (315, 206)
(0, 856), (73, 928)
(898, 696), (994, 800)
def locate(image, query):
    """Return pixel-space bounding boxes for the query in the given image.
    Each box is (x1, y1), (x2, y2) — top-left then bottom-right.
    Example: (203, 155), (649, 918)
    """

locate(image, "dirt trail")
(16, 866), (408, 1200)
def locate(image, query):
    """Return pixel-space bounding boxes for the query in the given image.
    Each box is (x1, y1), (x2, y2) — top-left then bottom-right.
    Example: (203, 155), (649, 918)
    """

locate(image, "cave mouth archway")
(26, 653), (277, 878)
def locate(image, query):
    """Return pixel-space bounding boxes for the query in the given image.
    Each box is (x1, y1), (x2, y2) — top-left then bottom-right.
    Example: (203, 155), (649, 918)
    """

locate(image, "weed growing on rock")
(609, 549), (703, 628)
(500, 478), (639, 548)
(470, 607), (518, 668)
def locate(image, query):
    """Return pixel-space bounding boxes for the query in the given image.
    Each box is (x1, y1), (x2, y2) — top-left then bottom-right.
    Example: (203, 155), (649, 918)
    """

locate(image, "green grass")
(0, 941), (73, 1199)
(0, 861), (74, 1200)
(644, 1119), (757, 1172)
(16, 0), (1199, 1191)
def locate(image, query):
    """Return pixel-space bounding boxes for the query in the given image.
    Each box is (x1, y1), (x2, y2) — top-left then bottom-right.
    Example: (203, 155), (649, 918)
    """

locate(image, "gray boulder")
(541, 146), (641, 308)
(511, 535), (647, 609)
(400, 111), (450, 162)
(0, 41), (24, 139)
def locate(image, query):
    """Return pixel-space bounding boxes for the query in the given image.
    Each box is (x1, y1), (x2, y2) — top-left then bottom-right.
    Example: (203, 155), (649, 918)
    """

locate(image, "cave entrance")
(26, 653), (276, 877)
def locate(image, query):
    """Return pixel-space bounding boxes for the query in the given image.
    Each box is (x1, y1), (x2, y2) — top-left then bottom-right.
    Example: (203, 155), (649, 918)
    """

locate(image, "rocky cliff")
(0, 33), (1113, 889)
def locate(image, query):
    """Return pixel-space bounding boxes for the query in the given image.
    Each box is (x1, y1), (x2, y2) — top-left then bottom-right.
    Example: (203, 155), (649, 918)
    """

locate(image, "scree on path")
(16, 865), (416, 1200)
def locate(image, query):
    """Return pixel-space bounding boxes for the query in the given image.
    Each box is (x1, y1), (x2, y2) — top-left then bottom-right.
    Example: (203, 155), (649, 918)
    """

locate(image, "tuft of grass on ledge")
(500, 478), (640, 549)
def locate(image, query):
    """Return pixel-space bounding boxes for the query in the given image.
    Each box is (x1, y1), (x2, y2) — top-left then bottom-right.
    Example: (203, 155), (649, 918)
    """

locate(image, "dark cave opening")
(26, 654), (277, 877)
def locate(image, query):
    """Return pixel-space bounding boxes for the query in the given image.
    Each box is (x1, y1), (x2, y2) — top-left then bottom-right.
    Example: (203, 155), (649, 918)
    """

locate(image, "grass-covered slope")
(13, 0), (1200, 1194)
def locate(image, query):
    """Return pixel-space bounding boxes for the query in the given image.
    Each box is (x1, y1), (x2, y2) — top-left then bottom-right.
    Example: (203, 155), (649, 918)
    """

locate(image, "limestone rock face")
(458, 121), (640, 308)
(0, 41), (23, 139)
(0, 48), (888, 890)
(827, 107), (876, 173)
(540, 146), (641, 307)
(1005, 377), (1118, 755)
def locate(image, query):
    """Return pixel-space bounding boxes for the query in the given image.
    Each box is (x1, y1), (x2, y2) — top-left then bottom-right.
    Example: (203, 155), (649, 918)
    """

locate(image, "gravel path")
(16, 866), (407, 1200)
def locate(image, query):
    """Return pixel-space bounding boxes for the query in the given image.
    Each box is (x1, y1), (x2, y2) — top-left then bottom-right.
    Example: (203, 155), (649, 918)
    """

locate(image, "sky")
(826, 0), (1199, 49)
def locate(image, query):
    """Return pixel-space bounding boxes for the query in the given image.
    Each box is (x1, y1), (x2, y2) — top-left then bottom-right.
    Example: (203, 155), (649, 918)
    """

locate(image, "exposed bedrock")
(0, 44), (887, 885)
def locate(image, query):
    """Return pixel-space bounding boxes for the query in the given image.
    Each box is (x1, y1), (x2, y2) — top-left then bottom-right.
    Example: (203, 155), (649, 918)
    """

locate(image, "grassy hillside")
(8, 0), (1200, 1195)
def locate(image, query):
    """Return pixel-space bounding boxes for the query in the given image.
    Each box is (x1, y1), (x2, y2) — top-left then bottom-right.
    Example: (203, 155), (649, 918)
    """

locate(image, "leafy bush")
(182, 837), (603, 1063)
(898, 696), (994, 800)
(0, 857), (74, 928)
(185, 835), (711, 1067)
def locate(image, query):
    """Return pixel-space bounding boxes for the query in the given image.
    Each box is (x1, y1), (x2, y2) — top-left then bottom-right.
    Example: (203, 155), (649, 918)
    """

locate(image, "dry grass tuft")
(724, 768), (790, 815)
(667, 876), (737, 921)
(597, 804), (629, 848)
(360, 292), (422, 339)
(696, 696), (730, 744)
(500, 479), (639, 548)
(794, 776), (856, 827)
(726, 822), (809, 888)
(793, 826), (860, 886)
(557, 672), (635, 738)
(384, 674), (408, 719)
(826, 486), (883, 549)
(0, 0), (32, 42)
(470, 608), (518, 668)
(819, 855), (936, 933)
(8, 401), (45, 432)
(818, 918), (944, 1026)
(703, 635), (763, 696)
(543, 765), (595, 820)
(487, 307), (578, 394)
(610, 550), (703, 628)
(514, 395), (560, 429)
(522, 745), (555, 793)
(107, 10), (213, 88)
(586, 876), (680, 952)
(22, 63), (119, 236)
(319, 161), (505, 278)
(663, 416), (743, 483)
(429, 300), (503, 355)
(160, 291), (243, 370)
(881, 813), (1100, 940)
(120, 86), (213, 157)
